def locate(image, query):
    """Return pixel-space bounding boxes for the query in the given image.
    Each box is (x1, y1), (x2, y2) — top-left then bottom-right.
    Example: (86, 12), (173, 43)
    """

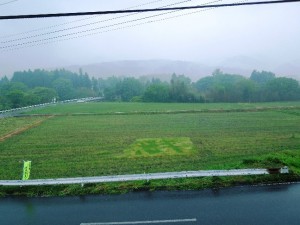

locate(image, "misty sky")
(0, 0), (299, 77)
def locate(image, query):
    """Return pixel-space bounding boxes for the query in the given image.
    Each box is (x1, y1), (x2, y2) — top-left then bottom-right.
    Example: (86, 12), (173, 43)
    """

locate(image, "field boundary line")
(0, 115), (54, 142)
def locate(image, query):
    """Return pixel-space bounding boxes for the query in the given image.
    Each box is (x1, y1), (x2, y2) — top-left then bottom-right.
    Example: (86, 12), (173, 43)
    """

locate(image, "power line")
(0, 0), (20, 6)
(0, 0), (299, 20)
(0, 0), (234, 51)
(0, 11), (177, 49)
(1, 0), (221, 49)
(0, 6), (222, 52)
(1, 0), (194, 44)
(0, 0), (166, 39)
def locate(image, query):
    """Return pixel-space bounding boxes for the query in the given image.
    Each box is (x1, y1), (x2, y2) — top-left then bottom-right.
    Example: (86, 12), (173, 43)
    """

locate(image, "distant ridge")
(55, 59), (300, 81)
(65, 60), (214, 81)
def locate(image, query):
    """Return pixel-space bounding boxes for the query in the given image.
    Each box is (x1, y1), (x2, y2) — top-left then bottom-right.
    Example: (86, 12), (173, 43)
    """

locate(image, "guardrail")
(0, 168), (289, 186)
(0, 97), (103, 115)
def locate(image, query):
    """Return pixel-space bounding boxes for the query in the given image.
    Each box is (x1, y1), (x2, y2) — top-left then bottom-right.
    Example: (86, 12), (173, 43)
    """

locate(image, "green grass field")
(1, 102), (300, 182)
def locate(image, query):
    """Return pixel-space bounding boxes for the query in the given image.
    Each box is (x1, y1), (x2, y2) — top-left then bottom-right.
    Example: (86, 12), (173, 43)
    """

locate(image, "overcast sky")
(0, 0), (299, 77)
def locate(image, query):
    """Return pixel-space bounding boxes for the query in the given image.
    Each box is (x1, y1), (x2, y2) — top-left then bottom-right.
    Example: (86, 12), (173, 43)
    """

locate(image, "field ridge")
(20, 105), (300, 117)
(0, 116), (53, 142)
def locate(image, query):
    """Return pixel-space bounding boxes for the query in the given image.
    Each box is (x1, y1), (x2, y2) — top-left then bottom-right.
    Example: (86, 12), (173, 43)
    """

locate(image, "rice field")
(0, 102), (300, 180)
(123, 137), (195, 157)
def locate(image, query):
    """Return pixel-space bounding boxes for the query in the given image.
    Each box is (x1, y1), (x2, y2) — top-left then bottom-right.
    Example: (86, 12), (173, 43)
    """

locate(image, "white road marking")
(80, 218), (197, 225)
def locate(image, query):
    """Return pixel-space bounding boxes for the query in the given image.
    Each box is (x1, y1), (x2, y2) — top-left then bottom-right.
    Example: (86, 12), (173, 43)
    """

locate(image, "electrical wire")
(3, 0), (298, 52)
(0, 0), (299, 20)
(1, 0), (213, 49)
(1, 0), (194, 44)
(0, 0), (19, 6)
(0, 0), (225, 51)
(0, 7), (215, 52)
(0, 0), (166, 39)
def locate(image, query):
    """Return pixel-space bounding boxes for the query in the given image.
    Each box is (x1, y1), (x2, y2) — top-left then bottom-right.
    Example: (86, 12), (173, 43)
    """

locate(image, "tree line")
(0, 68), (299, 110)
(0, 69), (94, 110)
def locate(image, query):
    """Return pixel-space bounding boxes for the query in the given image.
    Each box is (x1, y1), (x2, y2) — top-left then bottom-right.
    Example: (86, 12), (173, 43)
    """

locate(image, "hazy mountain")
(65, 60), (214, 81)
(219, 56), (267, 69)
(218, 56), (300, 80)
(275, 62), (300, 80)
(64, 58), (299, 81)
(217, 56), (267, 76)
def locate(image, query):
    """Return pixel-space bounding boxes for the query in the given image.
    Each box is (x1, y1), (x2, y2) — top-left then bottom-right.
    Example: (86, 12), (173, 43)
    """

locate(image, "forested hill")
(0, 68), (300, 110)
(0, 69), (95, 110)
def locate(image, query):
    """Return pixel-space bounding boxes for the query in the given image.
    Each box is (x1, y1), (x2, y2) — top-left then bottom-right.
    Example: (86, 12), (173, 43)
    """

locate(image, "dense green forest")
(0, 68), (299, 110)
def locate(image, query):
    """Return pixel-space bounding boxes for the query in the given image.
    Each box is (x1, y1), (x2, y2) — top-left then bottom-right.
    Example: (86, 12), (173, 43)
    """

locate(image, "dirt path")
(0, 116), (54, 142)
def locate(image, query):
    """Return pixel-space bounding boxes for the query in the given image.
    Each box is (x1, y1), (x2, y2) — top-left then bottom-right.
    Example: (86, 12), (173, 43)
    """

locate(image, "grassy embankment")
(0, 102), (300, 196)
